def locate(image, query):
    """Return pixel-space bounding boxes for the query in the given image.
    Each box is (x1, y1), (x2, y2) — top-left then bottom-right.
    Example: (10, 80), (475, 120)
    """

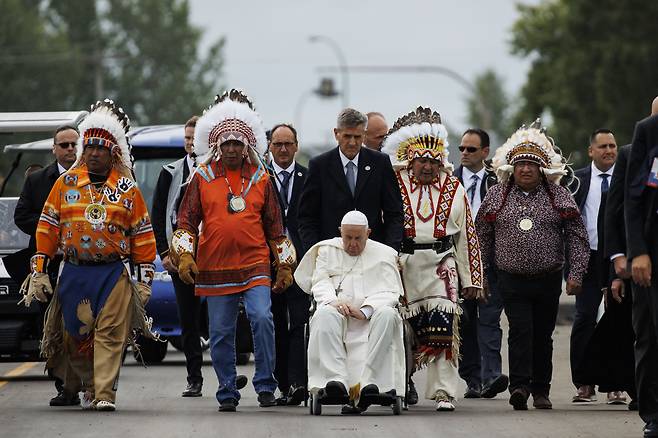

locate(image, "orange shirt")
(177, 160), (284, 296)
(36, 165), (156, 265)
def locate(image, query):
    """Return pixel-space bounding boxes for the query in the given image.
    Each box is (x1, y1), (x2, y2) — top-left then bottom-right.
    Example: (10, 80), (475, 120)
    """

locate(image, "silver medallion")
(228, 196), (246, 213)
(519, 218), (534, 231)
(84, 203), (107, 225)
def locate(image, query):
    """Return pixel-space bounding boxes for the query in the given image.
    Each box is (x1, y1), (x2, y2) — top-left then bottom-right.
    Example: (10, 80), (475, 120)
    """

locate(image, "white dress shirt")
(271, 160), (296, 210)
(57, 163), (67, 175)
(461, 166), (487, 218)
(583, 162), (614, 251)
(185, 154), (195, 175)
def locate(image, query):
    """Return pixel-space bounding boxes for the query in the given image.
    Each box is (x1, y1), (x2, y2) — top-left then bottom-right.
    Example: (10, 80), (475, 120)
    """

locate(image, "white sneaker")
(435, 399), (455, 411)
(80, 391), (94, 410)
(95, 400), (116, 411)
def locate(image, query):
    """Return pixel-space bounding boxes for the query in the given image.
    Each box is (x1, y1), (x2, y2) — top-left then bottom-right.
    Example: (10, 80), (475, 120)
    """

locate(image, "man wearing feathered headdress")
(21, 99), (157, 412)
(381, 107), (484, 412)
(171, 89), (295, 412)
(476, 120), (589, 411)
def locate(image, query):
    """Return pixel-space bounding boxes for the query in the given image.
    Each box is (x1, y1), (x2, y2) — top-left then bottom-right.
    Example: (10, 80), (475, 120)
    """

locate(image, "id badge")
(647, 157), (658, 188)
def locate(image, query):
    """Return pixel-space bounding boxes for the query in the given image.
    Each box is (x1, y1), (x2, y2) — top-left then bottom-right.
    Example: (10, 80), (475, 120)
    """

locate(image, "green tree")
(0, 0), (224, 124)
(510, 0), (658, 162)
(466, 69), (510, 146)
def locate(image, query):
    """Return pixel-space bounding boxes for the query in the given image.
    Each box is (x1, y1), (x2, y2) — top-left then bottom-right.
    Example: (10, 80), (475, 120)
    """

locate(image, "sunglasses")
(458, 146), (480, 153)
(56, 142), (77, 149)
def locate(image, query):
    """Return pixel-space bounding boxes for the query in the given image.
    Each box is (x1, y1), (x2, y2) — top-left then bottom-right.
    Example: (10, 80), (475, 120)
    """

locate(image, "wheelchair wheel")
(310, 393), (322, 416)
(392, 396), (403, 415)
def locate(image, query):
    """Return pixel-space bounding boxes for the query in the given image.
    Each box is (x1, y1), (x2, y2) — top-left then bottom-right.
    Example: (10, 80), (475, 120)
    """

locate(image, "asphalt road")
(0, 320), (644, 438)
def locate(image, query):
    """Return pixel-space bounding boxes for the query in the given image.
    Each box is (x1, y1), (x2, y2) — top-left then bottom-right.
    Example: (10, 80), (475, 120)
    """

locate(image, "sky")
(188, 0), (539, 153)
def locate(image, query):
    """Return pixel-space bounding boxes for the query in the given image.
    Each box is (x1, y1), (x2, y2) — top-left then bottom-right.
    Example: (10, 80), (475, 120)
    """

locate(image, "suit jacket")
(14, 161), (61, 250)
(269, 162), (308, 255)
(570, 165), (592, 212)
(152, 158), (191, 258)
(604, 144), (630, 260)
(453, 165), (497, 201)
(297, 146), (403, 252)
(625, 114), (658, 260)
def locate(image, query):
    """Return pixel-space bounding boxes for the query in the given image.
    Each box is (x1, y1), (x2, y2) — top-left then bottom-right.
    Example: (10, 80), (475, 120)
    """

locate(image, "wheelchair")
(303, 301), (413, 416)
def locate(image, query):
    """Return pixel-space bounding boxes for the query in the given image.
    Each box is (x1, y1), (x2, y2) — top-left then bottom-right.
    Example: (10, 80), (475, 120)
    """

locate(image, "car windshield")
(133, 158), (172, 210)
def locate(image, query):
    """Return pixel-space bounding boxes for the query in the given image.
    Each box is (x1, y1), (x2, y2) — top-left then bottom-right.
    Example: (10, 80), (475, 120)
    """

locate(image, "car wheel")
(133, 336), (168, 364)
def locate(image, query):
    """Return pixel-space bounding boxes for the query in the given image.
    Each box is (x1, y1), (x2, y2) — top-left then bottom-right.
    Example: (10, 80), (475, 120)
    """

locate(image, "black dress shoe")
(509, 388), (529, 411)
(406, 379), (419, 405)
(182, 382), (202, 397)
(49, 391), (81, 406)
(464, 385), (482, 399)
(287, 385), (306, 406)
(236, 375), (248, 390)
(644, 420), (658, 437)
(275, 395), (289, 406)
(218, 398), (238, 412)
(341, 404), (363, 415)
(358, 384), (380, 411)
(258, 391), (276, 407)
(481, 374), (509, 399)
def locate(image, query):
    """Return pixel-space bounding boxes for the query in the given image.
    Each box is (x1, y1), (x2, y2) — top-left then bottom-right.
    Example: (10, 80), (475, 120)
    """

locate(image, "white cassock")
(294, 237), (406, 397)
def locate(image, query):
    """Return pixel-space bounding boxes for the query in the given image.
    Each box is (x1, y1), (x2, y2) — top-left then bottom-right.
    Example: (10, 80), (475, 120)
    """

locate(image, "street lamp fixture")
(309, 35), (349, 108)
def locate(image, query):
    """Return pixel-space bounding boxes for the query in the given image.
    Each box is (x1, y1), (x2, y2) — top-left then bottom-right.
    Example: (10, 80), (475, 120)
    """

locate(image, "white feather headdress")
(381, 106), (453, 172)
(73, 99), (132, 175)
(194, 89), (267, 166)
(492, 119), (567, 184)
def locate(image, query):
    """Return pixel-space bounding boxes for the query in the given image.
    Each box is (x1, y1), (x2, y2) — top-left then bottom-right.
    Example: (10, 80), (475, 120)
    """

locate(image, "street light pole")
(309, 35), (349, 108)
(316, 64), (491, 130)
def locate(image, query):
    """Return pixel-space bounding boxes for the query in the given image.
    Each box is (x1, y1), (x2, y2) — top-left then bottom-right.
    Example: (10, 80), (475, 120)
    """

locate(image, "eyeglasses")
(56, 142), (77, 149)
(458, 146), (480, 153)
(270, 142), (296, 149)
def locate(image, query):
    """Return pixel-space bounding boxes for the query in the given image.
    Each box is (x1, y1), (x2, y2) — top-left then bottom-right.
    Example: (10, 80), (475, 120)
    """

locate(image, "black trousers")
(570, 250), (602, 387)
(459, 299), (481, 389)
(498, 270), (562, 396)
(632, 269), (658, 423)
(271, 283), (310, 393)
(171, 273), (204, 385)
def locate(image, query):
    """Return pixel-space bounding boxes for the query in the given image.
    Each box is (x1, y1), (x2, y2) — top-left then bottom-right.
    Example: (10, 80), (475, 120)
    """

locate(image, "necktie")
(346, 161), (356, 196)
(600, 173), (609, 195)
(467, 174), (479, 204)
(278, 170), (292, 209)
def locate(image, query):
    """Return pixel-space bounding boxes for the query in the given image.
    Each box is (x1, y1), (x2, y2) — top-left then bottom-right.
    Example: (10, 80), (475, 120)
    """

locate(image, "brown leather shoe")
(606, 391), (627, 405)
(572, 385), (596, 403)
(533, 393), (552, 409)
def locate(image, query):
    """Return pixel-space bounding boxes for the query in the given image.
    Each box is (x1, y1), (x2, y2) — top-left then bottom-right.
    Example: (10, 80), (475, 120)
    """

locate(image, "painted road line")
(0, 362), (38, 389)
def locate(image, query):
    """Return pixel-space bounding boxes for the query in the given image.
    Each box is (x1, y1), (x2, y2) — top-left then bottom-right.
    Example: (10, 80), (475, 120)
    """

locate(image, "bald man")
(625, 96), (658, 437)
(295, 211), (405, 413)
(364, 112), (388, 151)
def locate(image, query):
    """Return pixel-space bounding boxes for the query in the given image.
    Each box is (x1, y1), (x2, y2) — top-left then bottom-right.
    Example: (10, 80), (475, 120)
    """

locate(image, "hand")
(610, 279), (624, 304)
(272, 264), (293, 294)
(461, 287), (480, 300)
(135, 282), (152, 305)
(348, 306), (367, 320)
(613, 256), (630, 279)
(178, 253), (199, 285)
(331, 301), (351, 317)
(632, 254), (652, 288)
(162, 255), (177, 273)
(19, 272), (53, 306)
(566, 279), (582, 296)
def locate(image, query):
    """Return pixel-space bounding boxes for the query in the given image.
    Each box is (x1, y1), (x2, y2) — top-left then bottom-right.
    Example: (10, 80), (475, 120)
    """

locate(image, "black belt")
(400, 237), (453, 255)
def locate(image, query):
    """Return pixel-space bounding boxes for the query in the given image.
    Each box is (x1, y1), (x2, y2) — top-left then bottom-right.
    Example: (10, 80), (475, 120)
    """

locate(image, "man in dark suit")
(454, 128), (508, 400)
(11, 124), (79, 406)
(297, 108), (403, 253)
(625, 98), (658, 438)
(569, 128), (618, 404)
(266, 123), (309, 406)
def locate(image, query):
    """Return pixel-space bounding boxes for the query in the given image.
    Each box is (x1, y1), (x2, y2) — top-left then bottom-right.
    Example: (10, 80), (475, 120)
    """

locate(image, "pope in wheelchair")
(294, 211), (406, 414)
